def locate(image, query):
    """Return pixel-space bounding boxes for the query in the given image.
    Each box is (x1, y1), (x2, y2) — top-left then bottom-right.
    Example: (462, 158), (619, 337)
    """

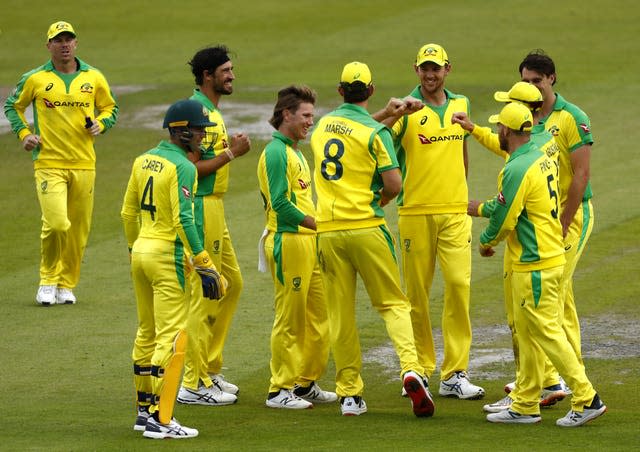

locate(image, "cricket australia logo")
(292, 277), (302, 291)
(213, 240), (220, 254)
(40, 180), (48, 193)
(549, 125), (560, 136)
(80, 83), (94, 94)
(404, 239), (411, 252)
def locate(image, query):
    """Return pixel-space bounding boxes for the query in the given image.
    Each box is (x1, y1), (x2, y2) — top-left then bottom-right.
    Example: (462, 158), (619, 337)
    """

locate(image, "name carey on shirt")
(141, 158), (164, 173)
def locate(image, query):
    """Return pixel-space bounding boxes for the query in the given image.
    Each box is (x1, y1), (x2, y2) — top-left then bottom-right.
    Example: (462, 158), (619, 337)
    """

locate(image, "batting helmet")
(162, 99), (217, 129)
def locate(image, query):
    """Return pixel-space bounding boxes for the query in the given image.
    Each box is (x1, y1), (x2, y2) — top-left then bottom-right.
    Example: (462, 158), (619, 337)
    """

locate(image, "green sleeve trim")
(264, 140), (305, 230)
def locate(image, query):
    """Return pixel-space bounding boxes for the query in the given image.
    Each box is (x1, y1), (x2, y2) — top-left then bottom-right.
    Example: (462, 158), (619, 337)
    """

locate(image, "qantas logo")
(418, 134), (431, 144)
(43, 98), (90, 108)
(497, 192), (506, 205)
(417, 133), (464, 145)
(181, 186), (191, 198)
(579, 123), (590, 134)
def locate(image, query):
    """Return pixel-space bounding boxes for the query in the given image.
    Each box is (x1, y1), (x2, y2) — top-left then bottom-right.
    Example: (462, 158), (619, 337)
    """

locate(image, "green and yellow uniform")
(480, 139), (596, 415)
(539, 93), (594, 363)
(182, 89), (243, 391)
(4, 57), (117, 290)
(257, 131), (330, 394)
(311, 103), (423, 397)
(475, 123), (562, 388)
(121, 140), (202, 424)
(391, 87), (472, 380)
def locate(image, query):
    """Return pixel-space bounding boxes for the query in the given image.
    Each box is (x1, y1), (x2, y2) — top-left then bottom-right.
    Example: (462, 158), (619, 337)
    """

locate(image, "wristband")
(225, 149), (235, 160)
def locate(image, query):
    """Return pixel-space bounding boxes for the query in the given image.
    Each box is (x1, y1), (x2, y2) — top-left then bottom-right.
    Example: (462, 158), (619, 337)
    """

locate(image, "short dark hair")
(519, 49), (557, 85)
(340, 81), (371, 103)
(269, 85), (317, 130)
(189, 45), (232, 85)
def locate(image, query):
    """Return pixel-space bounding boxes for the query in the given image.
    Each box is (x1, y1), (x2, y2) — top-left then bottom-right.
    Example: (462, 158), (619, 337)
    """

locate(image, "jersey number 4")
(141, 176), (157, 220)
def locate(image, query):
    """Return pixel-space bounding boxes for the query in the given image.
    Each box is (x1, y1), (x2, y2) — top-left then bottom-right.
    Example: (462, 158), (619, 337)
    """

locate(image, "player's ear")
(337, 86), (345, 97)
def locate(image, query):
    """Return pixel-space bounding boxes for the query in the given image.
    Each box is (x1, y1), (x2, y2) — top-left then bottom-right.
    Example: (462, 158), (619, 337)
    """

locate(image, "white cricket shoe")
(559, 376), (572, 395)
(133, 406), (151, 431)
(56, 288), (76, 304)
(483, 395), (514, 413)
(540, 383), (568, 407)
(177, 385), (237, 406)
(556, 394), (606, 427)
(487, 409), (541, 424)
(294, 382), (338, 403)
(210, 373), (239, 395)
(143, 416), (198, 439)
(439, 371), (485, 400)
(340, 396), (367, 416)
(265, 389), (313, 409)
(403, 370), (435, 417)
(36, 285), (57, 306)
(504, 381), (516, 394)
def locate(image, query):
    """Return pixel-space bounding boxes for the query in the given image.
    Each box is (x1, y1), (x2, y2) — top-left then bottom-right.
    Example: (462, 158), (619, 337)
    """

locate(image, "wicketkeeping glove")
(192, 251), (227, 300)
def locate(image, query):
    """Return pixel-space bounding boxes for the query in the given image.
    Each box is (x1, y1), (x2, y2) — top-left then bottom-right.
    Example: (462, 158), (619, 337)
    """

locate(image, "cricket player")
(178, 46), (250, 405)
(311, 62), (434, 418)
(4, 21), (118, 306)
(452, 82), (571, 410)
(122, 99), (226, 439)
(389, 44), (484, 399)
(519, 50), (594, 367)
(258, 85), (336, 409)
(479, 102), (605, 427)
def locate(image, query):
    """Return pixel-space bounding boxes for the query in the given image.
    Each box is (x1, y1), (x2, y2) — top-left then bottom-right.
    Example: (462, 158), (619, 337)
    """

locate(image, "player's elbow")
(381, 169), (402, 198)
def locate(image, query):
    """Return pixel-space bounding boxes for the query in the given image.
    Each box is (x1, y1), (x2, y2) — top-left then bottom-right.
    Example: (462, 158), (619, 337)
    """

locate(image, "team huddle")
(3, 21), (606, 440)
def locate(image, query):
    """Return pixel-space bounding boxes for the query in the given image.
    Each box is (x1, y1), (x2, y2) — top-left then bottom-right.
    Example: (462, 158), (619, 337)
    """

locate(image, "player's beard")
(214, 78), (233, 95)
(498, 129), (509, 152)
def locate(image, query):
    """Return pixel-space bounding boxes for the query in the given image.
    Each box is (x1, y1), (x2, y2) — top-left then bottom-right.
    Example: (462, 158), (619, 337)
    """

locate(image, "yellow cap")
(47, 21), (76, 41)
(416, 43), (449, 67)
(494, 82), (542, 107)
(340, 62), (372, 86)
(489, 102), (534, 132)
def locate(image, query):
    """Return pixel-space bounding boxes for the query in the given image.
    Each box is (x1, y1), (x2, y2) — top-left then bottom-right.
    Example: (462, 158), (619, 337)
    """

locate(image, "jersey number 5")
(141, 176), (157, 220)
(546, 173), (558, 219)
(321, 138), (344, 181)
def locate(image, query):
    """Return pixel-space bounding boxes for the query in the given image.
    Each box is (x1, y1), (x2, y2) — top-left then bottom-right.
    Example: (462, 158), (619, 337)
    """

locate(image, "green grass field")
(1, 1), (639, 450)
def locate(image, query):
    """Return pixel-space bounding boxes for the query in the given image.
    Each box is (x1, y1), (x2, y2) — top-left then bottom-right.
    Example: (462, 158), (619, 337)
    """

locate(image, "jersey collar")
(44, 57), (89, 71)
(191, 88), (217, 112)
(272, 130), (294, 146)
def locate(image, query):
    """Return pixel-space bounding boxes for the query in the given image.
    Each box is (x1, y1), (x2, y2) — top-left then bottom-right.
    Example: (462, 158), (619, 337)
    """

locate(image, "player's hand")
(479, 244), (495, 257)
(383, 97), (407, 117)
(229, 133), (251, 158)
(193, 251), (228, 300)
(468, 200), (481, 217)
(85, 119), (101, 136)
(451, 112), (474, 132)
(402, 96), (424, 114)
(22, 134), (40, 151)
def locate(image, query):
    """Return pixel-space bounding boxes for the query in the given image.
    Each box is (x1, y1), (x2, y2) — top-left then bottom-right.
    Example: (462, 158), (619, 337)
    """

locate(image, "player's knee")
(45, 215), (71, 233)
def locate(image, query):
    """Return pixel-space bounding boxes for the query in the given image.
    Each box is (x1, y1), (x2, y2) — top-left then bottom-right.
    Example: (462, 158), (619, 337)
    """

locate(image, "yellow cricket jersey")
(3, 58), (118, 170)
(121, 140), (204, 256)
(472, 123), (559, 162)
(392, 87), (470, 215)
(310, 103), (397, 232)
(257, 131), (316, 234)
(190, 89), (230, 196)
(480, 140), (565, 272)
(540, 93), (593, 207)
